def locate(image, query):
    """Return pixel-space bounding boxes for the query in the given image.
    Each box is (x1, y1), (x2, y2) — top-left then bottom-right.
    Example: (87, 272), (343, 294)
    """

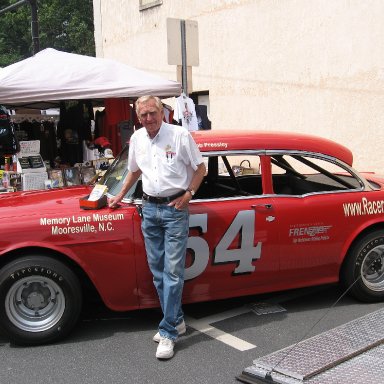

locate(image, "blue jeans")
(141, 200), (189, 341)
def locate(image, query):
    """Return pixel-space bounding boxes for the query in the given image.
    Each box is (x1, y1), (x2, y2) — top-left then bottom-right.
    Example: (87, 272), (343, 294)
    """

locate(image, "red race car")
(0, 130), (383, 345)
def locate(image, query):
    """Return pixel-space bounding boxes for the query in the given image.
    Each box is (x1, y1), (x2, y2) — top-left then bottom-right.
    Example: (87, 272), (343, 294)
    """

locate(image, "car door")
(135, 153), (281, 307)
(267, 151), (365, 288)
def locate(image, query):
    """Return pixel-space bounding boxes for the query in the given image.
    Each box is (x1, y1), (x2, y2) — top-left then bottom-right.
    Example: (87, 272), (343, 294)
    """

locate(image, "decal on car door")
(185, 210), (262, 280)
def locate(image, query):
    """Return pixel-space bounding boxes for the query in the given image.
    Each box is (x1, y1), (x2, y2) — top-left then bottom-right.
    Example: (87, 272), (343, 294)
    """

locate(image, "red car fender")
(339, 218), (384, 267)
(0, 240), (122, 308)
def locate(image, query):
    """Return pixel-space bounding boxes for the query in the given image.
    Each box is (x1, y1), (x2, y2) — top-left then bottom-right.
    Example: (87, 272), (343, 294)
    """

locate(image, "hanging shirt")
(128, 122), (203, 197)
(162, 103), (174, 123)
(174, 95), (199, 131)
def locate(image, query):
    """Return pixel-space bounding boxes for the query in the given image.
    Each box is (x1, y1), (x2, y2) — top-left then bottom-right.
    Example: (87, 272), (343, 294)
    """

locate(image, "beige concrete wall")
(93, 0), (384, 173)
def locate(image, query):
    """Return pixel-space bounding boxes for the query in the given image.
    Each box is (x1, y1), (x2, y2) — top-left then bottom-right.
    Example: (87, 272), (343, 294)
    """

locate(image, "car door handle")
(251, 204), (272, 209)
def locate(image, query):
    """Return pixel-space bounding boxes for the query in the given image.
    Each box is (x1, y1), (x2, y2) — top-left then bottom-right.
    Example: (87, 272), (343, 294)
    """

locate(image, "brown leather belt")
(142, 190), (185, 204)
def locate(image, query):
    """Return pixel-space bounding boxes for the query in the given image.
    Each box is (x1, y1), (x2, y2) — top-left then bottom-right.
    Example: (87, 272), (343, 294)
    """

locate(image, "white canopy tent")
(0, 48), (181, 109)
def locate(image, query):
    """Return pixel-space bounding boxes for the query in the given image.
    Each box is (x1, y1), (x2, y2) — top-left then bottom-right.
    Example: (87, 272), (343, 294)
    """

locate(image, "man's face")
(137, 100), (164, 135)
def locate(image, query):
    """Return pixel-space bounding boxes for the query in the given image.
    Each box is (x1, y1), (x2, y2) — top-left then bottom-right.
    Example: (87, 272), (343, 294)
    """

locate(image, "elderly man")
(109, 95), (206, 359)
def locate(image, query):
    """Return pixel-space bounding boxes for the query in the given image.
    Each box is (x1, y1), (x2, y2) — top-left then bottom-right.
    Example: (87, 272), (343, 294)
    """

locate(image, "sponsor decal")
(343, 197), (384, 217)
(39, 213), (125, 235)
(197, 142), (228, 149)
(289, 223), (332, 243)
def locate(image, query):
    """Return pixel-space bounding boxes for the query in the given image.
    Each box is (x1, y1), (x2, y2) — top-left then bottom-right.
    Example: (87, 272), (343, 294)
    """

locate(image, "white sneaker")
(153, 320), (186, 343)
(156, 337), (175, 359)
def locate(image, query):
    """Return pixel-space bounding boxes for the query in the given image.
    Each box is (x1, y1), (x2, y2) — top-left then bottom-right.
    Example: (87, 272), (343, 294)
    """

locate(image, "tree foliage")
(0, 0), (95, 67)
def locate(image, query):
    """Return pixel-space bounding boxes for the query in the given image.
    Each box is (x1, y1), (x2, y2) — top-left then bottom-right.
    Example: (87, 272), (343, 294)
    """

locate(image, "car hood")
(0, 186), (93, 220)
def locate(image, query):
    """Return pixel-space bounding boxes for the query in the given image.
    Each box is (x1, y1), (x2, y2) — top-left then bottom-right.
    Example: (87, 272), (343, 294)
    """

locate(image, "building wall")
(93, 0), (384, 173)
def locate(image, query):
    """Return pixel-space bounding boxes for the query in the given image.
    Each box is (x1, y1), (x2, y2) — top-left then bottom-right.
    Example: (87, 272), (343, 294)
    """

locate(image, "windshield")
(102, 145), (142, 202)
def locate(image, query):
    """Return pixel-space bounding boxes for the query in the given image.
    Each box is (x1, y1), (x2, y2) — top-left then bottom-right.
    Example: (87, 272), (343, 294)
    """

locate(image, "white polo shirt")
(128, 122), (203, 197)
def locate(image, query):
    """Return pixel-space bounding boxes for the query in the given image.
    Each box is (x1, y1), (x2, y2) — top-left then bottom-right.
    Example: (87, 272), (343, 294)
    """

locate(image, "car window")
(102, 148), (362, 201)
(103, 150), (264, 201)
(195, 154), (263, 199)
(270, 153), (362, 195)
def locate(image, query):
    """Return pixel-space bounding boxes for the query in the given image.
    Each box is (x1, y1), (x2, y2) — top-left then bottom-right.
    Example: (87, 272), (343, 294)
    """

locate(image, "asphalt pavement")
(0, 284), (382, 384)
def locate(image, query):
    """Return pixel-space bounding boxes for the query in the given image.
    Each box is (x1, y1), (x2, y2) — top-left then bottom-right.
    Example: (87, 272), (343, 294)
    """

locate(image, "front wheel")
(0, 255), (82, 345)
(341, 230), (384, 302)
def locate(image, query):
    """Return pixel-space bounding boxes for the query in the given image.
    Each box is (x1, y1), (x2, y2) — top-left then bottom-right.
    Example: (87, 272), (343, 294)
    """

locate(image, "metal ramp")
(238, 308), (384, 384)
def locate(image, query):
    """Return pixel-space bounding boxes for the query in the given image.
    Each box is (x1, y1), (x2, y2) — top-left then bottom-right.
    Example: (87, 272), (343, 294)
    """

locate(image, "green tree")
(0, 0), (95, 67)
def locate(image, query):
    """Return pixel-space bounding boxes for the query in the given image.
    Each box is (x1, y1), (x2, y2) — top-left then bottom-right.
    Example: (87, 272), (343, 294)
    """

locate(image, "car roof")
(191, 130), (353, 166)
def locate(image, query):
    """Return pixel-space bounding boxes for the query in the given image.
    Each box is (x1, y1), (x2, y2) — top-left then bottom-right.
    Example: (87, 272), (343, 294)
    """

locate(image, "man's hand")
(168, 191), (192, 210)
(108, 196), (122, 208)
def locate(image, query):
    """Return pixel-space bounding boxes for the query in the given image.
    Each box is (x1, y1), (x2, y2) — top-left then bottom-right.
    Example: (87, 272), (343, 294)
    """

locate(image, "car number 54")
(185, 210), (263, 280)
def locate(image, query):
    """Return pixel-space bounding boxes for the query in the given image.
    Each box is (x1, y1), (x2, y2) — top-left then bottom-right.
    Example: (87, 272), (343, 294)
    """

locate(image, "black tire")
(341, 230), (384, 302)
(0, 255), (82, 345)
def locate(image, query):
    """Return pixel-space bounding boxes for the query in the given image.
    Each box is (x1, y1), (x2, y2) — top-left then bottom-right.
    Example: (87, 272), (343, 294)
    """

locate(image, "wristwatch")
(186, 188), (195, 196)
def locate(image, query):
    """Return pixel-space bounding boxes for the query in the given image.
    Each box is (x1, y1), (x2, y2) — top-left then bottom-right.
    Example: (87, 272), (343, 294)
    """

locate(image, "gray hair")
(135, 96), (163, 115)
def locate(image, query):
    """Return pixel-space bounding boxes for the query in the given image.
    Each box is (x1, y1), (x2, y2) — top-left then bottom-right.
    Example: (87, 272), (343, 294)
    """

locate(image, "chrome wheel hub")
(5, 276), (65, 332)
(361, 245), (384, 291)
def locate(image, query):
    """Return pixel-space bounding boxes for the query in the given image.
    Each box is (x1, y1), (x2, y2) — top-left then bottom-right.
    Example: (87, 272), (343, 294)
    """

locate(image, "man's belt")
(142, 190), (185, 204)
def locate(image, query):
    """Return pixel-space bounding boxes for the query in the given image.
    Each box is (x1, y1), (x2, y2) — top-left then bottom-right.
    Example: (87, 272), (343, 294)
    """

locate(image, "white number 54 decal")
(185, 210), (262, 280)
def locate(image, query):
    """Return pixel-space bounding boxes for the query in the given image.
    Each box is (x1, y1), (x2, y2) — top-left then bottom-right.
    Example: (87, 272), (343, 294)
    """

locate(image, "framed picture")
(63, 167), (81, 186)
(28, 155), (45, 169)
(48, 169), (65, 188)
(9, 173), (22, 191)
(93, 158), (112, 171)
(18, 157), (31, 170)
(81, 166), (97, 185)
